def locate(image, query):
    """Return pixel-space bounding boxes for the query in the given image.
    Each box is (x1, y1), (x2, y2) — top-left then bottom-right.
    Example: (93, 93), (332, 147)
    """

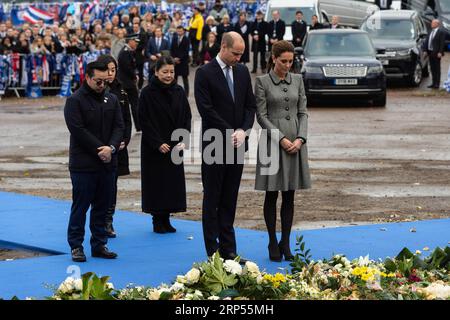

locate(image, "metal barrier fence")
(0, 53), (87, 99)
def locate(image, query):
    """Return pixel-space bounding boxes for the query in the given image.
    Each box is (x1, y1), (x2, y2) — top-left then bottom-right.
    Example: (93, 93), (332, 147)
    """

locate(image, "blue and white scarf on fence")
(0, 55), (11, 95)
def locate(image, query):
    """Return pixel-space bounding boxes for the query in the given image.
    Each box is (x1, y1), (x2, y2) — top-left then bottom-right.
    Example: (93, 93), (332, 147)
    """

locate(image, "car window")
(305, 33), (375, 56)
(268, 6), (316, 25)
(439, 0), (450, 13)
(361, 18), (415, 39)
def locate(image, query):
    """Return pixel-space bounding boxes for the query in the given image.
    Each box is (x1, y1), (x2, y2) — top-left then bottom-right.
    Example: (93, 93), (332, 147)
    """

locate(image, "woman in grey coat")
(254, 40), (311, 262)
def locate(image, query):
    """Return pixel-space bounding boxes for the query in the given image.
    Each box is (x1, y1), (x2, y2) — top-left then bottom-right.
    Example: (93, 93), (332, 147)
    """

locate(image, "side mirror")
(419, 32), (428, 39)
(295, 47), (304, 55)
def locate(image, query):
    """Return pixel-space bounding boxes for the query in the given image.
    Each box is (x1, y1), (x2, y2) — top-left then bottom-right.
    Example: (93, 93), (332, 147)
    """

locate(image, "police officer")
(118, 34), (141, 132)
(64, 60), (125, 262)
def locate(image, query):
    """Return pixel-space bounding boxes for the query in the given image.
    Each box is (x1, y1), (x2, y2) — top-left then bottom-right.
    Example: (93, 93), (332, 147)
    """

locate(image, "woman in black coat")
(216, 15), (233, 47)
(97, 54), (132, 238)
(199, 32), (220, 65)
(138, 56), (192, 233)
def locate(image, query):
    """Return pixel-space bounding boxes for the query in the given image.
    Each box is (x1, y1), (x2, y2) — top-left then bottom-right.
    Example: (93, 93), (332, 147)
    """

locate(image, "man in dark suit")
(64, 61), (124, 262)
(118, 34), (140, 132)
(194, 32), (256, 263)
(146, 27), (170, 76)
(171, 26), (191, 97)
(423, 19), (446, 89)
(292, 10), (307, 47)
(250, 10), (269, 73)
(268, 10), (286, 52)
(375, 0), (393, 10)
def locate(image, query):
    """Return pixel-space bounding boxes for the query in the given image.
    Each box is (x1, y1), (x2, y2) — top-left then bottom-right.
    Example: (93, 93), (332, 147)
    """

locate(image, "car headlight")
(304, 66), (322, 74)
(367, 66), (384, 74)
(396, 49), (412, 56)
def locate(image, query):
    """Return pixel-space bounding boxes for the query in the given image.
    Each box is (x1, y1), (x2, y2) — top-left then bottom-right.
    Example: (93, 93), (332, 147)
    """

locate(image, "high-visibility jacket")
(188, 13), (204, 41)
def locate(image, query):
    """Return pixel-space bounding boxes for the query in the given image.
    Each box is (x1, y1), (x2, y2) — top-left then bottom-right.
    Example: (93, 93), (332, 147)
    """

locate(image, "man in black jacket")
(268, 10), (286, 52)
(64, 61), (125, 262)
(118, 35), (140, 132)
(423, 19), (446, 89)
(292, 11), (307, 48)
(194, 32), (256, 263)
(171, 26), (191, 97)
(250, 10), (269, 73)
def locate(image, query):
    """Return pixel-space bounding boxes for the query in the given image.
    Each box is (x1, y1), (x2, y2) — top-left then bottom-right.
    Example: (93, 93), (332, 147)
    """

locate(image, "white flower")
(185, 293), (194, 300)
(146, 289), (161, 300)
(208, 295), (220, 300)
(256, 275), (263, 284)
(423, 282), (450, 299)
(243, 261), (260, 277)
(106, 282), (114, 290)
(357, 255), (370, 266)
(194, 290), (203, 298)
(74, 279), (83, 291)
(170, 282), (185, 293)
(58, 277), (79, 294)
(224, 260), (242, 275)
(334, 263), (343, 270)
(176, 275), (187, 284)
(185, 268), (201, 284)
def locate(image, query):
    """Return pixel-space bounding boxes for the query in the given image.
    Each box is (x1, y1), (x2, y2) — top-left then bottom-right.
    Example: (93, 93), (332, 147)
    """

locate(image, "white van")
(320, 0), (380, 28)
(264, 0), (326, 41)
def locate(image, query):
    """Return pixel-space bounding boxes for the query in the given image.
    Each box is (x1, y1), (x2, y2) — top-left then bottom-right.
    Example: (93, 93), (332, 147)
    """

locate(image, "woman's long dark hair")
(155, 55), (175, 72)
(96, 54), (118, 80)
(266, 40), (295, 73)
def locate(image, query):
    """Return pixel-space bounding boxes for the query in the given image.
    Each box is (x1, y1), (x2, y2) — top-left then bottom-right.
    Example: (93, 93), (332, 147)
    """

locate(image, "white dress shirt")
(216, 55), (234, 83)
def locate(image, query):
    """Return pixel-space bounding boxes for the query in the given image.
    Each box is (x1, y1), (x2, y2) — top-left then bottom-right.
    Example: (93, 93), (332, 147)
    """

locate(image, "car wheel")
(407, 61), (422, 87)
(373, 91), (386, 107)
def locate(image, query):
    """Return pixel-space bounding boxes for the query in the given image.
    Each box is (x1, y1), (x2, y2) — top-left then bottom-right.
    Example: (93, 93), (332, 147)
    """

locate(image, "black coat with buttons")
(64, 82), (125, 172)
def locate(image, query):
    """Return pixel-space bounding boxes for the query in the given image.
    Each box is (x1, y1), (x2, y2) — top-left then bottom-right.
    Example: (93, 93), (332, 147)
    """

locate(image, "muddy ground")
(1, 56), (450, 260)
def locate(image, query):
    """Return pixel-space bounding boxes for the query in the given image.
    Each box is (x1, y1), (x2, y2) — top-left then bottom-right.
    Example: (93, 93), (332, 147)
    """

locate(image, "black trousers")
(177, 75), (189, 97)
(252, 49), (266, 71)
(137, 64), (144, 89)
(201, 162), (244, 257)
(429, 55), (442, 87)
(68, 169), (115, 251)
(191, 38), (200, 65)
(125, 87), (140, 131)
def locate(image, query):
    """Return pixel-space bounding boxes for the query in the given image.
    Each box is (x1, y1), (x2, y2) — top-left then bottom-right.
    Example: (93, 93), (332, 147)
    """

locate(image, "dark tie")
(225, 66), (234, 101)
(157, 39), (160, 51)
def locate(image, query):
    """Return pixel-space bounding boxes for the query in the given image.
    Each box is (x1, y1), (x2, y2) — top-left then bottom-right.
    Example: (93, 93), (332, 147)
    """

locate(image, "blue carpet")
(0, 191), (449, 299)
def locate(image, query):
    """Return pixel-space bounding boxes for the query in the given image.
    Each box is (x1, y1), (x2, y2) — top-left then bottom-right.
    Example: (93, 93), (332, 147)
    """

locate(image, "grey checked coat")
(254, 70), (311, 191)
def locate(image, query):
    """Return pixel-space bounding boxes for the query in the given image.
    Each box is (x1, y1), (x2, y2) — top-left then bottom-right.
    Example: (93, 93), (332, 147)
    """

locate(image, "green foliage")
(198, 252), (238, 295)
(290, 235), (312, 274)
(81, 272), (115, 300)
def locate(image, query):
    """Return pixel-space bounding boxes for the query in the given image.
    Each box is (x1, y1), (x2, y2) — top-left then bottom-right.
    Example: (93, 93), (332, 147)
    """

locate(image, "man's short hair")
(221, 32), (241, 48)
(296, 11), (303, 15)
(86, 60), (108, 78)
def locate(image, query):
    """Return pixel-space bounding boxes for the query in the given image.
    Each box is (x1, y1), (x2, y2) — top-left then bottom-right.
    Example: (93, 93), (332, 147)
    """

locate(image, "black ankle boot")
(106, 206), (116, 238)
(163, 215), (177, 233)
(152, 215), (167, 234)
(268, 241), (282, 262)
(105, 221), (116, 238)
(279, 241), (294, 261)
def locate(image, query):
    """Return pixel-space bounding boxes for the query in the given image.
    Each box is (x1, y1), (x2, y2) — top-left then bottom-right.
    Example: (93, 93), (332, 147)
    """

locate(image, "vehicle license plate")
(335, 79), (358, 85)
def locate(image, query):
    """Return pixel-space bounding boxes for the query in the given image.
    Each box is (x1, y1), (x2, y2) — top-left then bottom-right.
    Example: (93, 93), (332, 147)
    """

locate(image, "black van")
(403, 0), (450, 46)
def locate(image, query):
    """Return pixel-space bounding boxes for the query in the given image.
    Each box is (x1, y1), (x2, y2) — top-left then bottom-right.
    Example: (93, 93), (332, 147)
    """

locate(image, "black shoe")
(152, 216), (167, 234)
(71, 247), (86, 262)
(163, 216), (177, 233)
(279, 241), (294, 261)
(91, 246), (118, 259)
(427, 84), (436, 88)
(268, 242), (282, 262)
(224, 253), (249, 265)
